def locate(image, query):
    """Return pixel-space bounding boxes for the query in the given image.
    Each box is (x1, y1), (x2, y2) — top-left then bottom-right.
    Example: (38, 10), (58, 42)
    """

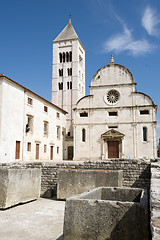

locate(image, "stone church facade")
(52, 19), (157, 160)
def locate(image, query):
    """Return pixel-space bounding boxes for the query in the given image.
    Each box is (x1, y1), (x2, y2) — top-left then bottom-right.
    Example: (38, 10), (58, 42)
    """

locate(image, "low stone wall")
(150, 162), (160, 240)
(0, 159), (151, 198)
(40, 159), (151, 198)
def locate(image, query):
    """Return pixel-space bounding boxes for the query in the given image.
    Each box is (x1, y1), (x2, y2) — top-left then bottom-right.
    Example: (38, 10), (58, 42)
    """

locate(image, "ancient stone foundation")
(63, 187), (150, 240)
(57, 169), (123, 199)
(0, 167), (41, 209)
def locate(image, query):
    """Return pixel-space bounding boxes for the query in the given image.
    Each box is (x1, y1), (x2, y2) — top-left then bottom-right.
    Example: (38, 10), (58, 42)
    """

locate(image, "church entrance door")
(108, 141), (119, 158)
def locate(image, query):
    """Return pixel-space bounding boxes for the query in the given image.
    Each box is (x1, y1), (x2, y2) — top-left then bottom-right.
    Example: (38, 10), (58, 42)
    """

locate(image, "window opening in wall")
(27, 115), (33, 132)
(82, 128), (86, 142)
(79, 55), (82, 61)
(80, 112), (88, 117)
(67, 132), (70, 137)
(44, 122), (48, 136)
(143, 127), (147, 141)
(140, 110), (149, 115)
(57, 126), (60, 139)
(69, 51), (72, 62)
(67, 68), (72, 76)
(109, 111), (118, 116)
(44, 144), (47, 153)
(59, 69), (63, 77)
(66, 52), (69, 62)
(57, 146), (59, 154)
(59, 53), (62, 63)
(108, 126), (118, 129)
(44, 106), (48, 113)
(63, 52), (65, 62)
(70, 82), (72, 89)
(58, 82), (63, 90)
(27, 142), (31, 152)
(56, 112), (60, 118)
(28, 97), (33, 105)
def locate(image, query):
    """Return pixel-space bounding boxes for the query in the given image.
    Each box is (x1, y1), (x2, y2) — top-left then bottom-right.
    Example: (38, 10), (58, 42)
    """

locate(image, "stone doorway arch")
(101, 129), (124, 159)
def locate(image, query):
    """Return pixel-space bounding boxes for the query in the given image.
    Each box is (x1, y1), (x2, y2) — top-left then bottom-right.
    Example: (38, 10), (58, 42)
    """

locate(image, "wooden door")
(50, 146), (53, 160)
(108, 141), (119, 158)
(36, 144), (39, 160)
(15, 141), (20, 159)
(68, 146), (73, 160)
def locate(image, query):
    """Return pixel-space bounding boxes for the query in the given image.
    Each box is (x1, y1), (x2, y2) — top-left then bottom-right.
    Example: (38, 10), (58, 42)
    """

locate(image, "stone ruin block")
(57, 169), (123, 199)
(0, 167), (41, 209)
(63, 187), (150, 240)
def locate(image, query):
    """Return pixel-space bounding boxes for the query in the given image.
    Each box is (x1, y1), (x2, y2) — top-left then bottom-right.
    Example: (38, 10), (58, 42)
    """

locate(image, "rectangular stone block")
(0, 167), (41, 209)
(63, 187), (149, 240)
(57, 169), (123, 199)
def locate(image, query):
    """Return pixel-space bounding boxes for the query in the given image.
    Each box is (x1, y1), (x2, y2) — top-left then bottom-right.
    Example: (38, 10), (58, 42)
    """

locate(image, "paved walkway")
(0, 198), (65, 240)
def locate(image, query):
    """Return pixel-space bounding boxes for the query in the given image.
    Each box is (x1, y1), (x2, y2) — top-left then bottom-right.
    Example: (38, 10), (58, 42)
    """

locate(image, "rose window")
(107, 90), (119, 104)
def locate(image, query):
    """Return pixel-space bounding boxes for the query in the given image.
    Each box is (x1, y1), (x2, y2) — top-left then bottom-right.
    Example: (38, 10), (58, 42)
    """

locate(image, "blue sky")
(0, 0), (160, 140)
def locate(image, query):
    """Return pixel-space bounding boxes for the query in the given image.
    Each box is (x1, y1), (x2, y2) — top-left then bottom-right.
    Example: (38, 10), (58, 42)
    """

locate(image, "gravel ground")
(0, 198), (65, 240)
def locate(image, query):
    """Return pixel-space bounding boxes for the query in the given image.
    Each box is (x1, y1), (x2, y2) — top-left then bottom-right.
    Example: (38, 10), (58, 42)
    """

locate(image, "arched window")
(66, 52), (69, 62)
(63, 52), (65, 62)
(143, 127), (147, 141)
(59, 53), (62, 63)
(82, 128), (86, 142)
(69, 51), (72, 62)
(59, 69), (63, 77)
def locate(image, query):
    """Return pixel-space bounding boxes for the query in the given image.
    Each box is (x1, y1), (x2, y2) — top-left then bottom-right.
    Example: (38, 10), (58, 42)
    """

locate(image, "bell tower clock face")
(104, 90), (120, 105)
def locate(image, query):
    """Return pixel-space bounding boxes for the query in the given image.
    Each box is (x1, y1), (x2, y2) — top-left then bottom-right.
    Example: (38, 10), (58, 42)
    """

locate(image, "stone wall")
(0, 159), (151, 198)
(40, 159), (151, 198)
(150, 162), (160, 240)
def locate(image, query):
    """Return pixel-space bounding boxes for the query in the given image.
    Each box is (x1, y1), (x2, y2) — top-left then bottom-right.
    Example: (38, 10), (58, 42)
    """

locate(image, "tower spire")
(69, 14), (71, 23)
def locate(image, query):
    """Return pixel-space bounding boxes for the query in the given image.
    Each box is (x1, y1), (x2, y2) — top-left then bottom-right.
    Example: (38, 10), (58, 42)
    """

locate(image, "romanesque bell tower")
(52, 18), (85, 159)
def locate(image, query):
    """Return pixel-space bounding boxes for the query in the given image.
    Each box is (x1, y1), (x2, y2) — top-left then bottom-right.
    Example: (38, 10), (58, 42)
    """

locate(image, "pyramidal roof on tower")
(53, 18), (79, 42)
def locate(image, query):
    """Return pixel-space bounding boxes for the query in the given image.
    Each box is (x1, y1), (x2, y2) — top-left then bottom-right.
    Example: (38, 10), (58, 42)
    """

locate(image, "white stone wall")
(0, 77), (66, 162)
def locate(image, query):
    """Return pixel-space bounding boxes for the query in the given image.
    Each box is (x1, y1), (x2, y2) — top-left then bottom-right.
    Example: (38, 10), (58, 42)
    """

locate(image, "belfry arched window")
(143, 127), (147, 142)
(82, 128), (86, 142)
(69, 51), (72, 62)
(66, 52), (69, 62)
(59, 53), (62, 63)
(63, 52), (65, 62)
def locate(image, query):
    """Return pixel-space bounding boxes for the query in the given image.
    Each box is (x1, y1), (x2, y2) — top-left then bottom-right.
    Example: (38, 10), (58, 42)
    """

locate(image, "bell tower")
(52, 18), (85, 159)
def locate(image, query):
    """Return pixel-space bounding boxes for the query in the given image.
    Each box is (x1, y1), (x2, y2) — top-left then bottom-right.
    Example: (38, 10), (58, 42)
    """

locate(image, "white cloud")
(104, 26), (154, 56)
(142, 6), (160, 36)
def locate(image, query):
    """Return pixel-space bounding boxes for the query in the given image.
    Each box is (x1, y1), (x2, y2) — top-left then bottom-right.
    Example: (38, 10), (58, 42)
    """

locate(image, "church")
(0, 19), (157, 162)
(52, 19), (157, 160)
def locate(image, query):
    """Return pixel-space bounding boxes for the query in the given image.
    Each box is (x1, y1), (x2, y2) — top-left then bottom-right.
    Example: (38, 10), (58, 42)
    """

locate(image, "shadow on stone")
(104, 203), (151, 240)
(56, 235), (63, 240)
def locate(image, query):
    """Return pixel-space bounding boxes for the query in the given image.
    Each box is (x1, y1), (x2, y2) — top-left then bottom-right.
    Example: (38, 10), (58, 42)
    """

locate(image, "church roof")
(53, 19), (79, 42)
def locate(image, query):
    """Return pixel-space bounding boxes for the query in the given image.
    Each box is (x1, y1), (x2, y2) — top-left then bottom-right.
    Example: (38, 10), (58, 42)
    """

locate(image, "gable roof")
(53, 21), (79, 42)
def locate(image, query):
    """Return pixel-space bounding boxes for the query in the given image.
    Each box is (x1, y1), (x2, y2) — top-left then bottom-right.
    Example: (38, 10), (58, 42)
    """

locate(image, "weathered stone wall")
(0, 159), (151, 198)
(150, 162), (160, 240)
(40, 159), (151, 198)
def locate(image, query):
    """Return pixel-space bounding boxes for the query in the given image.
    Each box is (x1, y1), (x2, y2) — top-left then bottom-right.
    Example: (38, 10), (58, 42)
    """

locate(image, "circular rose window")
(104, 90), (119, 105)
(107, 90), (119, 103)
